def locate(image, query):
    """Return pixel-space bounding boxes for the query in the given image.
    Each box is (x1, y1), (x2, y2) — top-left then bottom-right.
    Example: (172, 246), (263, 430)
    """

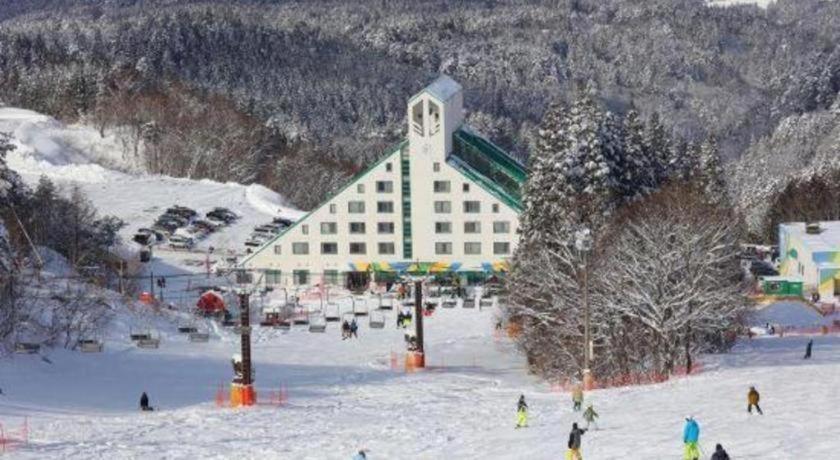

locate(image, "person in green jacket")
(583, 404), (599, 430)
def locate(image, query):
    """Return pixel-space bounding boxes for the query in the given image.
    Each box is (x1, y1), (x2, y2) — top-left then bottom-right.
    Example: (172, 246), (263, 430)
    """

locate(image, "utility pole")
(150, 270), (155, 299)
(239, 292), (253, 386)
(414, 279), (424, 356)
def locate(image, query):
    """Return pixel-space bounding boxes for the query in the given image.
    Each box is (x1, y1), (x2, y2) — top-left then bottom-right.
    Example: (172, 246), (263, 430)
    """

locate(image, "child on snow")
(582, 404), (598, 430)
(747, 386), (763, 414)
(572, 385), (584, 412)
(683, 416), (700, 460)
(515, 394), (528, 428)
(711, 443), (730, 460)
(565, 422), (586, 460)
(140, 391), (154, 411)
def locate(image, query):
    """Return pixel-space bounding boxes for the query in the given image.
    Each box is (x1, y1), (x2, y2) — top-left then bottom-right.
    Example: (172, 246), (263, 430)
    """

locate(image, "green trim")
(240, 140), (408, 266)
(450, 128), (528, 212)
(400, 147), (413, 259)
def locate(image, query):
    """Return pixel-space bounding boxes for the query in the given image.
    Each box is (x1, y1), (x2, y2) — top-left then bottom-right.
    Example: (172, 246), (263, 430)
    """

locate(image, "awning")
(347, 262), (371, 272)
(481, 261), (510, 273)
(429, 262), (462, 273)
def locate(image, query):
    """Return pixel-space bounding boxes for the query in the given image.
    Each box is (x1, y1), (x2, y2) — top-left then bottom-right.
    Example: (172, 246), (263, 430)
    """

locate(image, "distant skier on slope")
(351, 448), (367, 459)
(583, 404), (599, 430)
(683, 416), (700, 460)
(710, 443), (730, 460)
(342, 320), (351, 340)
(565, 422), (587, 459)
(140, 391), (154, 411)
(747, 386), (763, 415)
(350, 319), (359, 339)
(804, 339), (813, 359)
(515, 394), (528, 428)
(571, 384), (584, 412)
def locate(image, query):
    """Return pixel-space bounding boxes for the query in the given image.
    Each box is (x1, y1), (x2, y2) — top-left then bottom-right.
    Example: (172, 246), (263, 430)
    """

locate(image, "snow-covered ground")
(3, 108), (840, 458)
(708, 0), (776, 8)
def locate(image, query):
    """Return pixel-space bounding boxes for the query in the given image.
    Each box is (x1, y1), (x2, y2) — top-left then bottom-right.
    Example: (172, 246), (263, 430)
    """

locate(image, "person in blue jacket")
(683, 416), (700, 460)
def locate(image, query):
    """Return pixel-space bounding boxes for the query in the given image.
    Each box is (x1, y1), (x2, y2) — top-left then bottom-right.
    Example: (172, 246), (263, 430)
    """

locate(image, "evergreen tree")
(644, 112), (672, 184)
(621, 109), (657, 199)
(696, 136), (728, 204)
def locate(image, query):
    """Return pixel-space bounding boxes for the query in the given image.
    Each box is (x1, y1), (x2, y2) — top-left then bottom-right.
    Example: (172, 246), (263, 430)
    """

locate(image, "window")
(293, 270), (309, 285)
(265, 270), (282, 285)
(273, 245), (281, 255)
(434, 201), (451, 213)
(292, 242), (309, 255)
(385, 162), (393, 172)
(463, 183), (470, 192)
(435, 242), (453, 255)
(377, 201), (394, 213)
(357, 184), (365, 193)
(411, 102), (424, 135)
(435, 222), (452, 234)
(320, 222), (337, 234)
(494, 242), (511, 255)
(376, 181), (393, 193)
(301, 224), (309, 235)
(349, 222), (366, 234)
(323, 270), (340, 285)
(378, 242), (396, 255)
(429, 101), (441, 135)
(378, 222), (395, 234)
(492, 203), (500, 213)
(329, 203), (337, 214)
(464, 221), (481, 234)
(433, 162), (440, 172)
(493, 221), (511, 234)
(464, 201), (481, 213)
(349, 242), (367, 254)
(348, 201), (365, 213)
(433, 180), (451, 193)
(321, 242), (338, 254)
(464, 242), (482, 255)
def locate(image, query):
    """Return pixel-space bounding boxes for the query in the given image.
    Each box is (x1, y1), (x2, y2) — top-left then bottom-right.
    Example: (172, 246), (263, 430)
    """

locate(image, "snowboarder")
(747, 386), (763, 415)
(396, 311), (404, 329)
(139, 391), (154, 411)
(350, 319), (359, 339)
(341, 320), (351, 340)
(710, 443), (730, 460)
(352, 449), (367, 460)
(804, 339), (813, 359)
(566, 422), (586, 460)
(583, 404), (599, 430)
(572, 384), (584, 411)
(683, 416), (700, 460)
(515, 394), (528, 428)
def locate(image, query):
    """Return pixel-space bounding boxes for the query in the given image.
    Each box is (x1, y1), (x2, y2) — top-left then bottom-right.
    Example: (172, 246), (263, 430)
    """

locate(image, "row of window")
(278, 241), (511, 256)
(345, 200), (490, 214)
(433, 200), (482, 213)
(433, 180), (472, 193)
(312, 221), (510, 235)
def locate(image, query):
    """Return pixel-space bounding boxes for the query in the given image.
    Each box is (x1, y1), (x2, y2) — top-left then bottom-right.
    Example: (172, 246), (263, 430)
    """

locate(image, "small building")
(240, 76), (527, 288)
(779, 221), (840, 300)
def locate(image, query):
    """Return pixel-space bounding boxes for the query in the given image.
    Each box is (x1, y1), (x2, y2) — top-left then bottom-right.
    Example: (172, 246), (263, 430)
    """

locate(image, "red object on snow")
(139, 292), (155, 304)
(196, 290), (225, 314)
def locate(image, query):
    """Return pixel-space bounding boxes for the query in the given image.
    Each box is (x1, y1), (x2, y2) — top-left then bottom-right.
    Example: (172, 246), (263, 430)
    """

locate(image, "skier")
(710, 443), (730, 460)
(396, 311), (404, 329)
(350, 319), (359, 339)
(583, 404), (599, 430)
(351, 449), (367, 460)
(515, 394), (528, 428)
(140, 391), (154, 411)
(804, 339), (813, 359)
(683, 416), (700, 460)
(341, 320), (351, 340)
(572, 384), (584, 412)
(747, 386), (763, 415)
(566, 422), (587, 460)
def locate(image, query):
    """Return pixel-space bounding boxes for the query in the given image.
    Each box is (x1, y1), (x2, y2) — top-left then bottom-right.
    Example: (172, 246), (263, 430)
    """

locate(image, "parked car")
(193, 220), (220, 233)
(167, 206), (197, 219)
(253, 225), (280, 236)
(133, 232), (153, 246)
(150, 225), (173, 237)
(272, 216), (294, 227)
(206, 209), (237, 224)
(138, 227), (165, 242)
(158, 213), (189, 226)
(169, 235), (195, 250)
(244, 238), (265, 247)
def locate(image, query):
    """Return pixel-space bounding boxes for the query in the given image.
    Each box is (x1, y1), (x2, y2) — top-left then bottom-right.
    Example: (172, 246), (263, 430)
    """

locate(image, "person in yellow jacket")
(748, 386), (763, 415)
(515, 394), (528, 428)
(572, 385), (584, 412)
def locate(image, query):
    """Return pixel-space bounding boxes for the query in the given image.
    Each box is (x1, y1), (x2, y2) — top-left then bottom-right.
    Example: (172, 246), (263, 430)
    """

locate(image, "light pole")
(575, 228), (593, 390)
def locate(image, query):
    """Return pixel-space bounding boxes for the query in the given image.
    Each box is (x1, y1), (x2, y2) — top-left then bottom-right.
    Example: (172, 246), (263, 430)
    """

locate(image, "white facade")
(241, 76), (526, 287)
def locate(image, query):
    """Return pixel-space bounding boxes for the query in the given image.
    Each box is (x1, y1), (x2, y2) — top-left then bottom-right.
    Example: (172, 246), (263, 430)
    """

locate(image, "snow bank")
(750, 301), (831, 328)
(708, 0), (776, 7)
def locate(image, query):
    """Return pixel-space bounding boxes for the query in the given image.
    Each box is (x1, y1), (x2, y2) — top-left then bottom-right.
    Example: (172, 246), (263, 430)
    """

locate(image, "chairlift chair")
(14, 342), (41, 354)
(77, 338), (104, 353)
(353, 296), (369, 317)
(442, 298), (457, 308)
(463, 295), (476, 308)
(479, 296), (495, 309)
(178, 325), (198, 334)
(369, 310), (386, 329)
(137, 334), (161, 349)
(378, 294), (394, 310)
(308, 314), (327, 333)
(292, 307), (310, 325)
(325, 302), (341, 322)
(189, 331), (210, 343)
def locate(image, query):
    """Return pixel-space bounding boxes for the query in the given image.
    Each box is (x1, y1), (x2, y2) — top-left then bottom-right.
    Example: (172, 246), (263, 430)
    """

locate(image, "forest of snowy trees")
(506, 88), (744, 381)
(1, 0), (840, 212)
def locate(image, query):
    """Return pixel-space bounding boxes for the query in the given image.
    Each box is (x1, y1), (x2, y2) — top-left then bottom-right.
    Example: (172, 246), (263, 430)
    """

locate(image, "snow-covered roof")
(410, 75), (462, 102)
(781, 221), (840, 252)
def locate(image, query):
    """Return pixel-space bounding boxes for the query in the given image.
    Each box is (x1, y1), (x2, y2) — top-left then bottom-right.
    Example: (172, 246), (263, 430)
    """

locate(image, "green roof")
(449, 128), (528, 212)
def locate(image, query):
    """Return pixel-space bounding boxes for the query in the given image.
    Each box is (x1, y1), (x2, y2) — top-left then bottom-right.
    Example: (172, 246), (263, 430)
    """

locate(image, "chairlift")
(77, 338), (104, 353)
(378, 294), (394, 311)
(479, 296), (495, 309)
(353, 296), (369, 317)
(189, 331), (210, 343)
(137, 335), (161, 349)
(325, 302), (341, 322)
(14, 342), (41, 354)
(369, 310), (386, 329)
(442, 298), (457, 308)
(277, 319), (292, 331)
(178, 325), (198, 334)
(308, 314), (327, 333)
(463, 296), (476, 308)
(292, 307), (310, 325)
